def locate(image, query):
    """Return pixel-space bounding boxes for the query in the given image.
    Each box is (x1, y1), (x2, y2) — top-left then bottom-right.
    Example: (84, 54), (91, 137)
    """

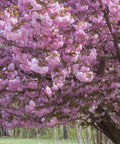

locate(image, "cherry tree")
(0, 0), (120, 143)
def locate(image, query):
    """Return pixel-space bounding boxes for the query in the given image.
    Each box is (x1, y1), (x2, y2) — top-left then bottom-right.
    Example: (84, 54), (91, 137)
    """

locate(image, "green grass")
(0, 138), (79, 144)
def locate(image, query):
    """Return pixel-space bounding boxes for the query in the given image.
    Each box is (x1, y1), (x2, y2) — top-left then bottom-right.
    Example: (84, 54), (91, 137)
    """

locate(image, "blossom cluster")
(0, 0), (120, 131)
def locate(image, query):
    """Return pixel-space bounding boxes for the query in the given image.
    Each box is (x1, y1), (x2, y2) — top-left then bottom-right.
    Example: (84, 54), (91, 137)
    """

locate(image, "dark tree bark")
(95, 106), (120, 144)
(63, 125), (68, 139)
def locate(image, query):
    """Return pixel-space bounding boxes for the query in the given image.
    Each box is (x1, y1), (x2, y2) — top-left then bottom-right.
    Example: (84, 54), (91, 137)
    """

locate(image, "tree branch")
(102, 4), (120, 62)
(0, 35), (47, 54)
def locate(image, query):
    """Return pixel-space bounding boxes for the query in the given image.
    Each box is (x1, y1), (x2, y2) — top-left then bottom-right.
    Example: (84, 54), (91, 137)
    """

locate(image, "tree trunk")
(96, 120), (120, 144)
(95, 106), (120, 144)
(63, 125), (68, 139)
(0, 126), (10, 136)
(97, 130), (103, 144)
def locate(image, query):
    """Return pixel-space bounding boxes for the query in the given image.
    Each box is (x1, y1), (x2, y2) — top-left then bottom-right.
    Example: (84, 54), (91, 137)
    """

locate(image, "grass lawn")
(0, 138), (79, 144)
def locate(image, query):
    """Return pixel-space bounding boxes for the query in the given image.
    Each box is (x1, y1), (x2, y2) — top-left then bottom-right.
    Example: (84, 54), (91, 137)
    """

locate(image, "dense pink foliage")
(0, 0), (120, 130)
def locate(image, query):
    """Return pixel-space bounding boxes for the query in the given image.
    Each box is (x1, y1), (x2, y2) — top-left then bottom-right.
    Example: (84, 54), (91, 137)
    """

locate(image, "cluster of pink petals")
(0, 0), (120, 131)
